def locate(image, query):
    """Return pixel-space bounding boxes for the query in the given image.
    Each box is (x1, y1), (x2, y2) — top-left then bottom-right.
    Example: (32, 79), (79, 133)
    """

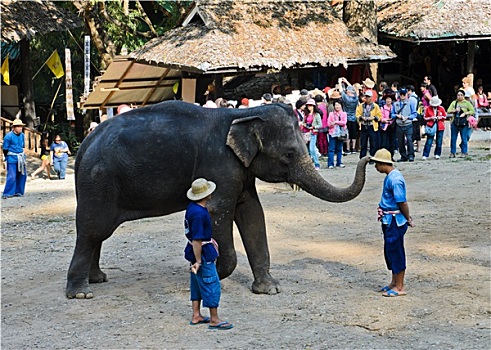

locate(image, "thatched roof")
(1, 0), (82, 43)
(131, 0), (395, 74)
(377, 0), (491, 42)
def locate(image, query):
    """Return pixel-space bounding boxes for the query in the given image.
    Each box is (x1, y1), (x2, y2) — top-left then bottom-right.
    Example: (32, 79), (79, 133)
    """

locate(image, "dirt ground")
(1, 130), (490, 349)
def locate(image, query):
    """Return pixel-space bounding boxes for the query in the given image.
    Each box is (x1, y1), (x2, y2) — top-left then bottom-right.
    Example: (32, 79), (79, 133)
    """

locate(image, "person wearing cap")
(447, 89), (475, 157)
(184, 178), (233, 330)
(238, 97), (249, 109)
(117, 104), (132, 115)
(303, 99), (323, 170)
(392, 88), (417, 162)
(2, 119), (27, 199)
(371, 148), (415, 297)
(422, 96), (447, 160)
(339, 78), (360, 154)
(356, 90), (381, 158)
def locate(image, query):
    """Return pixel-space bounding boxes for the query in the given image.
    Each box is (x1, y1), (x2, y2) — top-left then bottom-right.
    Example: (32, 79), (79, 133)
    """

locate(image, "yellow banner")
(1, 55), (9, 85)
(46, 50), (64, 79)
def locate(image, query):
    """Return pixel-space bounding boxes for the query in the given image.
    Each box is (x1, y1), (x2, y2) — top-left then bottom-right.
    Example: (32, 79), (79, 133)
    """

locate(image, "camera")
(306, 123), (312, 128)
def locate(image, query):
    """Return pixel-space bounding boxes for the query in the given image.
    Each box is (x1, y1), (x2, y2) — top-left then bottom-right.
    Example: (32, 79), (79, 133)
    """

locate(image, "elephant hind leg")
(66, 207), (121, 299)
(89, 242), (108, 283)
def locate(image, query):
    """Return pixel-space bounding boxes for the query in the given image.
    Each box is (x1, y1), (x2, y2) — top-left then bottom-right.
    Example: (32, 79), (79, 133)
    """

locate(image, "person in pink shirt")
(327, 101), (347, 169)
(379, 92), (396, 160)
(315, 94), (329, 156)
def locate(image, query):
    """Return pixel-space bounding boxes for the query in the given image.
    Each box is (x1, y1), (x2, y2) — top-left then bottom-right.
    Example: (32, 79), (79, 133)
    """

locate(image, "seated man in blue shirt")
(371, 149), (415, 297)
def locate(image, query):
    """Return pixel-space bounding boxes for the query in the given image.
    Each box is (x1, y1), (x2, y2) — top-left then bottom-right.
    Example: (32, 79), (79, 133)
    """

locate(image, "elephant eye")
(284, 152), (294, 159)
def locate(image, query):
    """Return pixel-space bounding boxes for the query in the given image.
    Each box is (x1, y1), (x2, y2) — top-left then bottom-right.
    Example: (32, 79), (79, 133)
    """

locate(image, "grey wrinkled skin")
(66, 101), (369, 299)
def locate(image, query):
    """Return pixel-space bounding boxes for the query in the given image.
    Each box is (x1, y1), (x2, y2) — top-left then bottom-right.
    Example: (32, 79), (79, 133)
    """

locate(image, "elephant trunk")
(292, 155), (370, 202)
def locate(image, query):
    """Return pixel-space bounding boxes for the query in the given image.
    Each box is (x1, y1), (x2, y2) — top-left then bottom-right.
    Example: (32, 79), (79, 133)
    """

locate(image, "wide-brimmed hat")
(429, 96), (442, 107)
(362, 78), (375, 89)
(306, 98), (316, 106)
(187, 178), (216, 201)
(329, 90), (342, 99)
(11, 119), (25, 127)
(310, 88), (325, 98)
(203, 100), (218, 108)
(370, 148), (394, 165)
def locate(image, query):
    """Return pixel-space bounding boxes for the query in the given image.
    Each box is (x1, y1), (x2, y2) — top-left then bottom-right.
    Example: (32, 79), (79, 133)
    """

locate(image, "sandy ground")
(1, 130), (490, 349)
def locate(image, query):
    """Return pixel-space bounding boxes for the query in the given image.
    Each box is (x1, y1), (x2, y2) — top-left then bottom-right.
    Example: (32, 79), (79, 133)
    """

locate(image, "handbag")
(425, 122), (437, 137)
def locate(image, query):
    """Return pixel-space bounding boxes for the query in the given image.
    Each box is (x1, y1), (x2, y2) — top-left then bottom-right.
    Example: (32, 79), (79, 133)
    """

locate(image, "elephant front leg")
(234, 187), (281, 295)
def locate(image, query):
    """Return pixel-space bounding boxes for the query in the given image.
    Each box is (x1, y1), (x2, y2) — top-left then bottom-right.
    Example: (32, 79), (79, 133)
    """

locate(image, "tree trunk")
(72, 1), (115, 69)
(20, 39), (36, 128)
(343, 0), (378, 80)
(466, 41), (476, 74)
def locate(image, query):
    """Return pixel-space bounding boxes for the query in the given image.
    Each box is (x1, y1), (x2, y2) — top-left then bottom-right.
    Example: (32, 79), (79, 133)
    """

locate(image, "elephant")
(66, 100), (370, 299)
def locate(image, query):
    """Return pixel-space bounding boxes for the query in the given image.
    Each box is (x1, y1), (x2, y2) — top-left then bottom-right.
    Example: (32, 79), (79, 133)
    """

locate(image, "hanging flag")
(1, 55), (9, 85)
(65, 49), (75, 121)
(46, 49), (64, 79)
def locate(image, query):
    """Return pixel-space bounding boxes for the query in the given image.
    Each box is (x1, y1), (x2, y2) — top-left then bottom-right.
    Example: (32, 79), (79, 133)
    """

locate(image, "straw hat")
(362, 78), (375, 89)
(353, 83), (362, 91)
(370, 148), (394, 165)
(329, 90), (342, 99)
(310, 88), (325, 98)
(429, 96), (442, 107)
(12, 119), (25, 127)
(187, 178), (216, 201)
(203, 100), (218, 108)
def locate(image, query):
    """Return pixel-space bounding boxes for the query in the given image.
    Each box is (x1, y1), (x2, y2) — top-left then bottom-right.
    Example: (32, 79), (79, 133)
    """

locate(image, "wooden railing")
(1, 117), (42, 156)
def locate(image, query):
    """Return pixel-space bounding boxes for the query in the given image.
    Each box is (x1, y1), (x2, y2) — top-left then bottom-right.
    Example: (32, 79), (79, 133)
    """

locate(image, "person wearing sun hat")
(371, 148), (415, 297)
(2, 119), (27, 199)
(184, 178), (233, 330)
(422, 96), (447, 160)
(362, 78), (378, 103)
(356, 90), (382, 159)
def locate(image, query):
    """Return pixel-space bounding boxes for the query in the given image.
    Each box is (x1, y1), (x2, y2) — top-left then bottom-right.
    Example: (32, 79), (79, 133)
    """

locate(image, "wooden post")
(466, 40), (476, 74)
(20, 39), (36, 128)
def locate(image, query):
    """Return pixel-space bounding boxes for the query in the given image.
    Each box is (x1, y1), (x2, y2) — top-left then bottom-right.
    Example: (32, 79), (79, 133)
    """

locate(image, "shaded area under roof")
(131, 0), (395, 74)
(1, 0), (82, 43)
(377, 0), (491, 42)
(81, 56), (181, 109)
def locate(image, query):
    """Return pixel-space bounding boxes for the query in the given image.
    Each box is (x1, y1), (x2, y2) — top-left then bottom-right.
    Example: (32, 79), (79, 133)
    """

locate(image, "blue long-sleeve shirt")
(392, 99), (416, 126)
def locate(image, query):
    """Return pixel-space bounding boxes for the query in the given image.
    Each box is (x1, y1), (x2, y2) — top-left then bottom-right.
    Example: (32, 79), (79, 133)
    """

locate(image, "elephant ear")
(226, 115), (265, 168)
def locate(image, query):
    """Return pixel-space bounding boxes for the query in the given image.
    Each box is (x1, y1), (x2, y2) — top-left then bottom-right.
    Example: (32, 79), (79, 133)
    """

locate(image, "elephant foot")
(89, 269), (108, 283)
(66, 280), (94, 299)
(252, 276), (281, 295)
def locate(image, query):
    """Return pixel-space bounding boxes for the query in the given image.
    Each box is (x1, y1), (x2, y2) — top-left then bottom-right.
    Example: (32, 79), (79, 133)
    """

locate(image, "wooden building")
(82, 0), (395, 109)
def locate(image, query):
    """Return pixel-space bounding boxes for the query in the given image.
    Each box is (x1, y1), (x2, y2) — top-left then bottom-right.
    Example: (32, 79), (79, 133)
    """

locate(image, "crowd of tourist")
(202, 75), (489, 169)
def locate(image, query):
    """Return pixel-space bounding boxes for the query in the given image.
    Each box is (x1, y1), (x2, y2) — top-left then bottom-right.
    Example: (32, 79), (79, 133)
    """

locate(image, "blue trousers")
(3, 162), (27, 197)
(190, 259), (221, 308)
(328, 135), (344, 167)
(423, 130), (444, 157)
(53, 157), (68, 179)
(450, 124), (469, 155)
(382, 220), (408, 275)
(380, 129), (396, 157)
(308, 134), (320, 167)
(396, 124), (414, 161)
